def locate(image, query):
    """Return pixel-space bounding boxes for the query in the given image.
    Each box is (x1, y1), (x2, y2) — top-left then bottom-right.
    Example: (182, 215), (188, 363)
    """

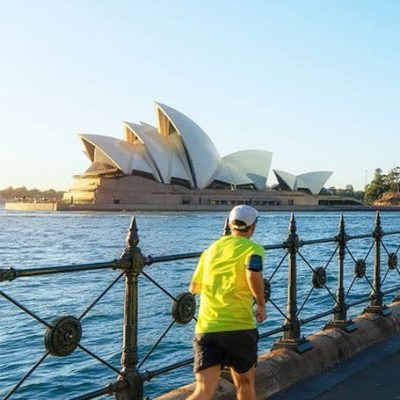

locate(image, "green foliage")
(0, 186), (64, 201)
(349, 190), (364, 201)
(364, 167), (400, 204)
(327, 186), (365, 201)
(386, 167), (400, 193)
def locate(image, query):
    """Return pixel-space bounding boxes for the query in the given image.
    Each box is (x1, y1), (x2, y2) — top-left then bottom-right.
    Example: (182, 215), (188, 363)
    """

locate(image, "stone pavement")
(315, 350), (400, 399)
(270, 333), (400, 400)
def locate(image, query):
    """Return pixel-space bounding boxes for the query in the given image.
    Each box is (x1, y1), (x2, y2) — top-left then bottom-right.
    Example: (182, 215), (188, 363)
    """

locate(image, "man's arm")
(190, 252), (205, 294)
(246, 269), (267, 322)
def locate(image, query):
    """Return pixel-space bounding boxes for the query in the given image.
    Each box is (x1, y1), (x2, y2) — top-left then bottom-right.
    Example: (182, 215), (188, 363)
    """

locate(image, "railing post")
(116, 217), (145, 400)
(325, 215), (357, 332)
(364, 211), (391, 316)
(223, 217), (231, 236)
(273, 213), (312, 353)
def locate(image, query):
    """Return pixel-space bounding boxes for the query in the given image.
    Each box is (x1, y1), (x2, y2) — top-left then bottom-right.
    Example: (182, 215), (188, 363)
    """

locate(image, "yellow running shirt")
(191, 235), (265, 334)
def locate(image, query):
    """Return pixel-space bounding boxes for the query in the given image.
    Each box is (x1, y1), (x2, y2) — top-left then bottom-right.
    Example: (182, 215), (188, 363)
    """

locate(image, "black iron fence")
(1, 212), (400, 399)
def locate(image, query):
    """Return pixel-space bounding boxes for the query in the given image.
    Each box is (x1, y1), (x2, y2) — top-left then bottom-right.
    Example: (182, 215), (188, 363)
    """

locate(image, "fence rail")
(1, 212), (400, 399)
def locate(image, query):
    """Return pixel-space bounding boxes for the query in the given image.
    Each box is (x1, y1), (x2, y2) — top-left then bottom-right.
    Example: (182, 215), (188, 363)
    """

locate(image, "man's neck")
(231, 230), (252, 239)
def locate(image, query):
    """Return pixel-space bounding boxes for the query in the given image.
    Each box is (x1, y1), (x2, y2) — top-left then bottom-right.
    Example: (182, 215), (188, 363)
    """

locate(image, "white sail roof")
(79, 134), (159, 179)
(155, 102), (221, 189)
(78, 103), (273, 191)
(274, 169), (333, 195)
(215, 161), (254, 186)
(222, 150), (273, 190)
(123, 121), (194, 186)
(273, 169), (297, 191)
(296, 171), (333, 195)
(124, 122), (172, 183)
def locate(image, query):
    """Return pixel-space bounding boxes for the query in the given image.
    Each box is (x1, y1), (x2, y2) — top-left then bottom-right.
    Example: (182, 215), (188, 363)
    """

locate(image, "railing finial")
(373, 211), (384, 240)
(339, 214), (345, 233)
(126, 216), (139, 249)
(223, 217), (231, 236)
(336, 214), (349, 243)
(289, 212), (297, 234)
(375, 211), (381, 229)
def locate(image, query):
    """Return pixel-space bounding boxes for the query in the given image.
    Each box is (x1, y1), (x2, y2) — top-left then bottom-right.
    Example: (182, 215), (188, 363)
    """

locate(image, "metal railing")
(1, 212), (400, 399)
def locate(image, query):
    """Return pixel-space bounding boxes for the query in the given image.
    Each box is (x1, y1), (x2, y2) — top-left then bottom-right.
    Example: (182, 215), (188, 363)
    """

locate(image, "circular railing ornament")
(264, 278), (271, 302)
(172, 292), (196, 324)
(312, 267), (326, 289)
(45, 316), (82, 357)
(354, 259), (366, 278)
(388, 253), (398, 270)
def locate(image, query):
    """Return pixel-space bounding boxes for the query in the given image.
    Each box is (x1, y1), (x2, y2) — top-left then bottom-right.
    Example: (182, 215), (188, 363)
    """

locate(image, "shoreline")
(4, 201), (400, 213)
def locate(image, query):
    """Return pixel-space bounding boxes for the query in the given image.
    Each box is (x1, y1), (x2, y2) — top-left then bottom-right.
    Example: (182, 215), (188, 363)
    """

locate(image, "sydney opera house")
(62, 102), (352, 210)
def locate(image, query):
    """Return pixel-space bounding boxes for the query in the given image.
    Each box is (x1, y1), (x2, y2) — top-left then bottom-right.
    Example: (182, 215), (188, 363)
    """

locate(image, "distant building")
(62, 103), (352, 210)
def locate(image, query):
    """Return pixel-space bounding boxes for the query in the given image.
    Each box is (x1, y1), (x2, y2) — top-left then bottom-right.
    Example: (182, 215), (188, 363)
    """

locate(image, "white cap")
(228, 205), (259, 230)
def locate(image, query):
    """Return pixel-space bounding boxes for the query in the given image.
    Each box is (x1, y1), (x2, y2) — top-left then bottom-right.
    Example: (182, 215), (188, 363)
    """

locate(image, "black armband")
(247, 254), (263, 272)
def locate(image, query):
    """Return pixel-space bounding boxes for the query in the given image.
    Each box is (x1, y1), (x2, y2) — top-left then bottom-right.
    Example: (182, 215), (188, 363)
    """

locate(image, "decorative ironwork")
(0, 267), (17, 282)
(273, 213), (312, 353)
(364, 212), (391, 316)
(324, 215), (357, 333)
(354, 259), (366, 278)
(312, 267), (326, 289)
(172, 292), (196, 324)
(2, 211), (400, 399)
(44, 316), (82, 357)
(388, 253), (398, 269)
(117, 216), (145, 400)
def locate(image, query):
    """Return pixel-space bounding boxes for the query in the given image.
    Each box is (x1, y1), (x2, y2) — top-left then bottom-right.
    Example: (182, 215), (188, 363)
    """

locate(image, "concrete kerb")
(154, 301), (400, 400)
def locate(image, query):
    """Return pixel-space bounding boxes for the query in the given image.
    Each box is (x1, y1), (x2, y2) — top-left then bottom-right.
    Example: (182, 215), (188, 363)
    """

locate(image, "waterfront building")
(62, 103), (359, 211)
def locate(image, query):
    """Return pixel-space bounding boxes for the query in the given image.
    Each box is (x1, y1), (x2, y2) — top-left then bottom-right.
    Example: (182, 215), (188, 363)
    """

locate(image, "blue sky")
(0, 0), (399, 191)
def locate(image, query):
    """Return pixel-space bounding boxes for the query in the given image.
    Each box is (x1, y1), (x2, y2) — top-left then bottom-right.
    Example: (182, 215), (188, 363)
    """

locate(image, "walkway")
(270, 333), (400, 400)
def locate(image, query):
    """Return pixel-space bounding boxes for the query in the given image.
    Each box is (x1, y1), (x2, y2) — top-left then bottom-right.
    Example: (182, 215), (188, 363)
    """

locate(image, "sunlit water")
(1, 205), (400, 399)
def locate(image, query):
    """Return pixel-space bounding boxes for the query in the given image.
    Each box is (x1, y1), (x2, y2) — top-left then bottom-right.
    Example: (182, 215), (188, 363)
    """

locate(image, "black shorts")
(193, 329), (258, 374)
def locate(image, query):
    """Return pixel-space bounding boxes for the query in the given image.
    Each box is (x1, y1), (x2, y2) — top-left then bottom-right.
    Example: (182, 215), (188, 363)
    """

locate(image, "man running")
(187, 205), (266, 400)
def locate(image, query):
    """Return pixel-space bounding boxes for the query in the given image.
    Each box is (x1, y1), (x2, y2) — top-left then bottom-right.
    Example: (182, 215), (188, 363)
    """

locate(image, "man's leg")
(186, 365), (221, 400)
(230, 365), (256, 400)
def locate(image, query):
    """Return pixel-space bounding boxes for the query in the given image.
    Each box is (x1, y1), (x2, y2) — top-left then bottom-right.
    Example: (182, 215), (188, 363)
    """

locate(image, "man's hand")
(255, 304), (267, 323)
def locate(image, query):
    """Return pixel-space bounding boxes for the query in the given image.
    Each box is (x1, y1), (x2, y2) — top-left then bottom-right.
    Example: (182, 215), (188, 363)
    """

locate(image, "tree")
(345, 184), (354, 193)
(353, 190), (365, 201)
(364, 168), (388, 204)
(386, 167), (400, 193)
(0, 186), (64, 200)
(364, 167), (400, 204)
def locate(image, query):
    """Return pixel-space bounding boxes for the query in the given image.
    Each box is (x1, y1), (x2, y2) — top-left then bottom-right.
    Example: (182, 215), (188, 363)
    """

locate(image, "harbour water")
(1, 206), (400, 399)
